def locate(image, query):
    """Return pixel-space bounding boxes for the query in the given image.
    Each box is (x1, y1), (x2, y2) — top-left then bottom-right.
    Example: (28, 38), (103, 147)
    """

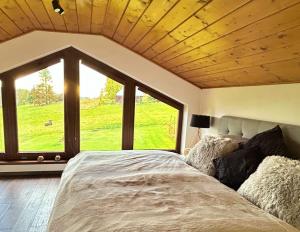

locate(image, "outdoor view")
(134, 89), (179, 150)
(80, 62), (124, 150)
(12, 61), (179, 152)
(15, 61), (65, 152)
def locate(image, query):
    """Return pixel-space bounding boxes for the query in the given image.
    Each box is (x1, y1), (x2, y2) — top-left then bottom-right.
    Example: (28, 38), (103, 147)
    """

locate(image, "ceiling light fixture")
(52, 0), (64, 15)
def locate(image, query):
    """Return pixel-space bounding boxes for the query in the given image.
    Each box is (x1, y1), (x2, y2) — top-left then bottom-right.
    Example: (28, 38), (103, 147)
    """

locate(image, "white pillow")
(185, 135), (239, 176)
(238, 156), (300, 229)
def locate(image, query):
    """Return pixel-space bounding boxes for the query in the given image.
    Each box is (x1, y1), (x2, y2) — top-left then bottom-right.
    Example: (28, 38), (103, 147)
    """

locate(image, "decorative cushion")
(243, 125), (290, 157)
(219, 134), (249, 144)
(238, 156), (300, 229)
(213, 146), (263, 190)
(186, 136), (239, 176)
(218, 134), (249, 149)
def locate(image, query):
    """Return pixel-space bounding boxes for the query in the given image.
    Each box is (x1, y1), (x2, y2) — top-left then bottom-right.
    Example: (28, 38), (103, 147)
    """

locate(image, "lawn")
(9, 100), (178, 152)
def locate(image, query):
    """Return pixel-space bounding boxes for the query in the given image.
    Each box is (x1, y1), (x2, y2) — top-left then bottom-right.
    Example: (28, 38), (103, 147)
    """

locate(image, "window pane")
(134, 88), (179, 150)
(0, 81), (4, 152)
(80, 62), (123, 150)
(15, 61), (64, 152)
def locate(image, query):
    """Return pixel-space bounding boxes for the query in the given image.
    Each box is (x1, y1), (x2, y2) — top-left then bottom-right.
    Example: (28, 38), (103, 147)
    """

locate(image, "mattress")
(47, 150), (298, 232)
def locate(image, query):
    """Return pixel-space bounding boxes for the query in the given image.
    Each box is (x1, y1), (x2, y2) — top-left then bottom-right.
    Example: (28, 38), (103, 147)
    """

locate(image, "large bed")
(47, 117), (300, 232)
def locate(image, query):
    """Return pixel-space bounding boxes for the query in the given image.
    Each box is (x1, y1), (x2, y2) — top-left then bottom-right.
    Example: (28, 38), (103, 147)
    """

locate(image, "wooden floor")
(0, 176), (60, 232)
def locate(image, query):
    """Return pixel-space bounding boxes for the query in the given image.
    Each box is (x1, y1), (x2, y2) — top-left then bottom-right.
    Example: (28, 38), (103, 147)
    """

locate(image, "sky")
(15, 60), (109, 98)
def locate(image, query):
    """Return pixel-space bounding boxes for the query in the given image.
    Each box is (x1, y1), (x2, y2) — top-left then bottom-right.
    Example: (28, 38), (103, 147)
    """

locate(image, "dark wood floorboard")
(0, 177), (60, 232)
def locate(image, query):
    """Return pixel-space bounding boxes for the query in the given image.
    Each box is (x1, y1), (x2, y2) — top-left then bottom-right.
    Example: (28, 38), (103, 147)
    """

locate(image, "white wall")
(200, 84), (300, 126)
(0, 31), (202, 153)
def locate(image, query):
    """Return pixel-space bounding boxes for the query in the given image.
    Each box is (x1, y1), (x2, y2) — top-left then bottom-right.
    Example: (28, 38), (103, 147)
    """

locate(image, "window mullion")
(64, 50), (80, 158)
(122, 81), (136, 150)
(2, 77), (18, 160)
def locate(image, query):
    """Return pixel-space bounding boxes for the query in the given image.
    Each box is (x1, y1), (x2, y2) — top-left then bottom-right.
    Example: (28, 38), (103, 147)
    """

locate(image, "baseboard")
(0, 171), (62, 177)
(0, 163), (66, 176)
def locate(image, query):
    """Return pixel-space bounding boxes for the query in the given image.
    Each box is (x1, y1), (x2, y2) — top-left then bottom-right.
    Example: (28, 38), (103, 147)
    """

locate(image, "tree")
(16, 89), (31, 105)
(99, 78), (122, 105)
(31, 69), (56, 106)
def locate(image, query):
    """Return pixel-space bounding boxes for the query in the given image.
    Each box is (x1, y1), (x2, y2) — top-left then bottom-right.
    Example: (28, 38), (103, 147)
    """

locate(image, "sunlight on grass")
(17, 103), (64, 151)
(15, 101), (178, 152)
(80, 99), (123, 150)
(134, 102), (178, 150)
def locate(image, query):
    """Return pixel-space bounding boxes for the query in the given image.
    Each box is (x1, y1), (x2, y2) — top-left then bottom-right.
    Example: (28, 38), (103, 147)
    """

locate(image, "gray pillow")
(238, 156), (300, 229)
(186, 135), (239, 176)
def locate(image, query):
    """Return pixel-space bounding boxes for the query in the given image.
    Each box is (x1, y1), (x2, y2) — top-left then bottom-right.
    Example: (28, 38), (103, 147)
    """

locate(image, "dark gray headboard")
(209, 116), (300, 159)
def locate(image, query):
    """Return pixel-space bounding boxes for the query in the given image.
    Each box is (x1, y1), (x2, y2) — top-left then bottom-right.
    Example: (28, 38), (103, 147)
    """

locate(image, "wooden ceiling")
(0, 0), (300, 88)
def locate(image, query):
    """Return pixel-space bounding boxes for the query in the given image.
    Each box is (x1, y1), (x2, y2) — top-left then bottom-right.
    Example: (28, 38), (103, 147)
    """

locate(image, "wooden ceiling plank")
(187, 68), (263, 82)
(24, 0), (54, 30)
(0, 25), (11, 41)
(101, 0), (130, 38)
(164, 4), (300, 72)
(195, 64), (300, 88)
(191, 66), (284, 88)
(144, 0), (250, 59)
(184, 56), (300, 88)
(181, 43), (300, 78)
(133, 0), (209, 54)
(113, 0), (151, 43)
(77, 0), (92, 33)
(41, 0), (66, 31)
(261, 58), (300, 82)
(91, 0), (108, 34)
(196, 79), (229, 88)
(155, 0), (300, 66)
(173, 25), (300, 73)
(15, 0), (42, 29)
(123, 0), (178, 48)
(60, 0), (79, 32)
(0, 9), (22, 36)
(0, 0), (34, 32)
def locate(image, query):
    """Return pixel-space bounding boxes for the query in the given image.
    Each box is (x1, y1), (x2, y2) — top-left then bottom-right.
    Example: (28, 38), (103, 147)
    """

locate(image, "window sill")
(0, 160), (68, 165)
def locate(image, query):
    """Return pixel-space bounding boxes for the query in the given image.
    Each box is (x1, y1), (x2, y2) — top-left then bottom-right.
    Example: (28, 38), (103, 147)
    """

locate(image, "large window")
(80, 62), (123, 150)
(15, 61), (64, 152)
(0, 47), (183, 161)
(134, 88), (179, 150)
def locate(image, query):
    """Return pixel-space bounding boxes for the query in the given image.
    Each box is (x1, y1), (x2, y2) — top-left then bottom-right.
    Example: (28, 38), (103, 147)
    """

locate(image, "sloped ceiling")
(0, 0), (300, 88)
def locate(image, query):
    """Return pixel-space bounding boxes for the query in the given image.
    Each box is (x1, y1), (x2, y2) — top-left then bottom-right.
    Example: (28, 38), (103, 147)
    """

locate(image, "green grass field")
(9, 100), (178, 152)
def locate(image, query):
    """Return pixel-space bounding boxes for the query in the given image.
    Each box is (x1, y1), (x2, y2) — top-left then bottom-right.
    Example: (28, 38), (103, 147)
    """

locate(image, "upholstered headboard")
(209, 116), (300, 159)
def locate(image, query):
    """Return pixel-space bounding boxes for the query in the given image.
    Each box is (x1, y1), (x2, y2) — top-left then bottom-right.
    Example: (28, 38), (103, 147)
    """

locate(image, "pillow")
(219, 134), (249, 144)
(186, 135), (239, 176)
(243, 125), (290, 157)
(238, 156), (300, 229)
(213, 146), (263, 190)
(218, 134), (249, 149)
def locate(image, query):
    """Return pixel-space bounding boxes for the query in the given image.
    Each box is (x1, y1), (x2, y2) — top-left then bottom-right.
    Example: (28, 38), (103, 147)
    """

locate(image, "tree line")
(17, 69), (158, 107)
(17, 69), (62, 106)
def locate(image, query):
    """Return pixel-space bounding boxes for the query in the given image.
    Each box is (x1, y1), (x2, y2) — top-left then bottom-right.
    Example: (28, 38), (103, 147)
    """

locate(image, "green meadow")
(0, 100), (178, 152)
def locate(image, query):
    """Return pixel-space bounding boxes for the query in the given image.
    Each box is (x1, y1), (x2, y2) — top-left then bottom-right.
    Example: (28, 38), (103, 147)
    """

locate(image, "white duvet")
(47, 150), (299, 232)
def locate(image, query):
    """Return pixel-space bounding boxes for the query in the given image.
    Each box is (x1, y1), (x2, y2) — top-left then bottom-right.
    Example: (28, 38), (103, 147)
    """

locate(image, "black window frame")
(0, 47), (183, 161)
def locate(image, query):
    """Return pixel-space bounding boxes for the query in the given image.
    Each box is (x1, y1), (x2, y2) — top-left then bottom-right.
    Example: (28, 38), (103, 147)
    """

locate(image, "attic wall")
(0, 31), (202, 151)
(200, 83), (300, 126)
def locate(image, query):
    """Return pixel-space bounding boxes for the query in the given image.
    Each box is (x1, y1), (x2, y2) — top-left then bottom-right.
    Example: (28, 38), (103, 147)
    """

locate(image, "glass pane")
(80, 62), (123, 150)
(134, 88), (179, 150)
(15, 61), (64, 152)
(0, 81), (4, 152)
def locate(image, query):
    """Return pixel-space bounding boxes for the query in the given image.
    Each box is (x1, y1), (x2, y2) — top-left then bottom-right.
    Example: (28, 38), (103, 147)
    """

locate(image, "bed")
(47, 117), (300, 232)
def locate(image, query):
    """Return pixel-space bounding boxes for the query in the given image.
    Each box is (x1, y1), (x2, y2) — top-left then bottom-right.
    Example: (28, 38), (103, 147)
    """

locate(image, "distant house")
(116, 88), (144, 103)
